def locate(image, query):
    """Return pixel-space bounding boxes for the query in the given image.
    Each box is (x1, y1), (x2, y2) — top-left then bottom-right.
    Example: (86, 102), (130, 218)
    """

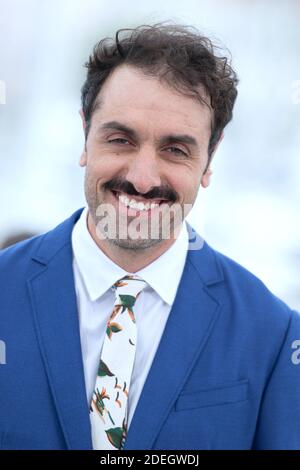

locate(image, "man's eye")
(108, 138), (130, 145)
(166, 146), (187, 156)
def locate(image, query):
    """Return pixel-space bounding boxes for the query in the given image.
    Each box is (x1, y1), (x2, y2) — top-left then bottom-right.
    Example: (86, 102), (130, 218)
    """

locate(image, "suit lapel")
(27, 209), (92, 450)
(124, 226), (224, 450)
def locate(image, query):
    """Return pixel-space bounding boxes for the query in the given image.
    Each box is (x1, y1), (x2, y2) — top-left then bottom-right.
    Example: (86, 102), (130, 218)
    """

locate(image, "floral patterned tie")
(89, 274), (147, 450)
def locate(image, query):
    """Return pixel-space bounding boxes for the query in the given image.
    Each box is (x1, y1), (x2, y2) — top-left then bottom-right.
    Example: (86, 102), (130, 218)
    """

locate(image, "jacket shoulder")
(209, 243), (298, 322)
(0, 234), (44, 270)
(0, 208), (83, 275)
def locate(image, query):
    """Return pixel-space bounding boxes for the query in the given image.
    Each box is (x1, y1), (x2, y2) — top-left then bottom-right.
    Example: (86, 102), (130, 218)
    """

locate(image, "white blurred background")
(0, 0), (299, 309)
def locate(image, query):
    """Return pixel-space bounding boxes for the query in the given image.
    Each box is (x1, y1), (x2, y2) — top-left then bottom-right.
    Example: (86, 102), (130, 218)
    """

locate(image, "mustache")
(103, 178), (178, 202)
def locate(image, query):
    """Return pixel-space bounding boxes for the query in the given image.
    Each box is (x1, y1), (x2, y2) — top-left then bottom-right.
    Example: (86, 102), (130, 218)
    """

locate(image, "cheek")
(85, 152), (118, 182)
(170, 170), (200, 199)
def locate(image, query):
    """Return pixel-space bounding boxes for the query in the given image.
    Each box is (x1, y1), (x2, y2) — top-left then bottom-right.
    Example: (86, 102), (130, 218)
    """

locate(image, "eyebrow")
(98, 120), (199, 149)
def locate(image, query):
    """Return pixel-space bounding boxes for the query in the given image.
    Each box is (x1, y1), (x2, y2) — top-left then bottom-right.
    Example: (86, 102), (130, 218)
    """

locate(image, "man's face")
(80, 64), (215, 250)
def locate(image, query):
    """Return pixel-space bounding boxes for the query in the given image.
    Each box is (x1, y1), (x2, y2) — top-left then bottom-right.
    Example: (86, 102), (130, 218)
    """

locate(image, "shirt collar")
(71, 207), (189, 306)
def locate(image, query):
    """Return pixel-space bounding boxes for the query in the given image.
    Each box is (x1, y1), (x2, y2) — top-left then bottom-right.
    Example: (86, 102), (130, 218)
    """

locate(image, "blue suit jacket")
(1, 208), (300, 450)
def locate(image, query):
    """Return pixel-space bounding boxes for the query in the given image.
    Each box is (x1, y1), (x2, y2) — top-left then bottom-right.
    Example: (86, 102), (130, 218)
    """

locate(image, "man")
(1, 23), (300, 450)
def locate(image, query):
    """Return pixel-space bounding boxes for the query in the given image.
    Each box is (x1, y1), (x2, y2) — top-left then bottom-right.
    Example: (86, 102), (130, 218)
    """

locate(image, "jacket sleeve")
(253, 309), (300, 449)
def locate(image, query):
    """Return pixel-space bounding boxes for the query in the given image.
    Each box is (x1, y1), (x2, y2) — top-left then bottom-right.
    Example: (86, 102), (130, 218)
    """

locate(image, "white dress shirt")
(71, 206), (189, 429)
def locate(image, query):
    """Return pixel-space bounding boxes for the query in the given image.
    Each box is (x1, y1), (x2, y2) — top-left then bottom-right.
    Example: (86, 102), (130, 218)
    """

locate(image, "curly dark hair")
(81, 23), (238, 168)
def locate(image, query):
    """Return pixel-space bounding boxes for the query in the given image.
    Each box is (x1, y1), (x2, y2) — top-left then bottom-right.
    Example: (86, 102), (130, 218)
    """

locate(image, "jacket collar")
(32, 207), (223, 287)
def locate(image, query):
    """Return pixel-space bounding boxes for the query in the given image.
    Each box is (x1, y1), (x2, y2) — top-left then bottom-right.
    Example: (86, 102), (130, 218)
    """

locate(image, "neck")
(86, 212), (180, 272)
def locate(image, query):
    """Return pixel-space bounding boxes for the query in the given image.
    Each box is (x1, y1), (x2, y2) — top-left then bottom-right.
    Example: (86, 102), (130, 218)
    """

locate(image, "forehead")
(91, 65), (212, 135)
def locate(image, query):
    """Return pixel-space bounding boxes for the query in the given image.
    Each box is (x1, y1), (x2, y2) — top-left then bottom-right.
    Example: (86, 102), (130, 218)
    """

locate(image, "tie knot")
(112, 274), (147, 308)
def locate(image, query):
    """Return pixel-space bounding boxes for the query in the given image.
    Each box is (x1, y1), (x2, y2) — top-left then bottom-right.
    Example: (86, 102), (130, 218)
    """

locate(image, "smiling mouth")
(110, 190), (170, 212)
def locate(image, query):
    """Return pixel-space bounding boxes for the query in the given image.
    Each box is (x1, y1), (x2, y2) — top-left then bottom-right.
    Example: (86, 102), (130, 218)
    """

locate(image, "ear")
(200, 132), (224, 188)
(79, 109), (87, 167)
(201, 167), (213, 188)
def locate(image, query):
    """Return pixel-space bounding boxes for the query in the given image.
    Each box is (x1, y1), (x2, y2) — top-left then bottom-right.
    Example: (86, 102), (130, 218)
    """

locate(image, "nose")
(125, 146), (162, 195)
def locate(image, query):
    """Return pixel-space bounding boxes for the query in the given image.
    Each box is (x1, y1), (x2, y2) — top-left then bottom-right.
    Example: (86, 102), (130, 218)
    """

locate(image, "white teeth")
(118, 193), (159, 211)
